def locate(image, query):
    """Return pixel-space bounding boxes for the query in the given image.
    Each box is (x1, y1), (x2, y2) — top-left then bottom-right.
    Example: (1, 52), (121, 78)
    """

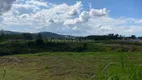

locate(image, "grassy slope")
(0, 52), (142, 80)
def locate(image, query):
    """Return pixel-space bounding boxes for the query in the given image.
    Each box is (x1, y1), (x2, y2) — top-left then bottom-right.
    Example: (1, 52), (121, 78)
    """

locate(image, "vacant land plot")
(0, 52), (142, 80)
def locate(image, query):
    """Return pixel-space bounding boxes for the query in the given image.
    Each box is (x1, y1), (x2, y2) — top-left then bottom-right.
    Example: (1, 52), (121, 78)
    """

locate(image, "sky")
(0, 0), (142, 36)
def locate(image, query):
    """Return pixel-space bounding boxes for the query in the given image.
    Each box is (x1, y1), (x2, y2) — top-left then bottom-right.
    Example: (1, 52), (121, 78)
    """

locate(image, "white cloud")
(69, 1), (82, 16)
(135, 20), (142, 24)
(89, 8), (109, 17)
(64, 11), (90, 26)
(69, 9), (78, 16)
(64, 8), (110, 26)
(26, 0), (48, 7)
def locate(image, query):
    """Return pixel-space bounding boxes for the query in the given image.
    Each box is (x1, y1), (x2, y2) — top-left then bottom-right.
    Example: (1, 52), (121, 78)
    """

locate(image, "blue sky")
(0, 0), (142, 36)
(91, 0), (142, 19)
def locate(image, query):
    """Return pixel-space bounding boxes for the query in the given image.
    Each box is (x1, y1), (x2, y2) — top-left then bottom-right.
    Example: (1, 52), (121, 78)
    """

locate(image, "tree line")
(0, 33), (141, 55)
(77, 34), (141, 40)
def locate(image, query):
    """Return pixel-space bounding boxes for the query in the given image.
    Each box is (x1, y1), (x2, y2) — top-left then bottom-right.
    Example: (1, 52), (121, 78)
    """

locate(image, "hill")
(0, 30), (75, 39)
(38, 32), (65, 39)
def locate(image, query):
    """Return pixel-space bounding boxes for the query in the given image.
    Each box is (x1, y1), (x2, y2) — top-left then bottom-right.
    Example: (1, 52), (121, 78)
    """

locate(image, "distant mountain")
(0, 30), (76, 39)
(38, 32), (76, 39)
(0, 30), (20, 35)
(38, 32), (65, 39)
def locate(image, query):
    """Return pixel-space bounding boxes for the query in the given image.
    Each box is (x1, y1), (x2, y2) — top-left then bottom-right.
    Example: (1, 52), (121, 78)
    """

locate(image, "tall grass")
(2, 66), (6, 80)
(92, 52), (142, 80)
(119, 53), (125, 70)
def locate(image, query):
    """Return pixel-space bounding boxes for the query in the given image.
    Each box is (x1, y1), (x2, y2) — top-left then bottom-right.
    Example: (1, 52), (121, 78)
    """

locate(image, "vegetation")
(0, 52), (141, 80)
(0, 39), (142, 55)
(0, 31), (142, 79)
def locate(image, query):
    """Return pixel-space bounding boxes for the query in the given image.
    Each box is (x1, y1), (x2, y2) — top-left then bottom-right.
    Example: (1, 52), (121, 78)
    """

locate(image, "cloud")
(69, 1), (82, 16)
(135, 20), (142, 24)
(69, 9), (78, 15)
(64, 11), (90, 26)
(0, 0), (16, 13)
(0, 16), (4, 23)
(26, 0), (48, 7)
(64, 8), (109, 26)
(89, 8), (109, 17)
(47, 18), (55, 23)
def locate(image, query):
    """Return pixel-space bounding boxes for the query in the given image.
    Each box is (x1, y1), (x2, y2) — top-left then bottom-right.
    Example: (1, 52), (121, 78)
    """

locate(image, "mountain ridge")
(0, 30), (76, 39)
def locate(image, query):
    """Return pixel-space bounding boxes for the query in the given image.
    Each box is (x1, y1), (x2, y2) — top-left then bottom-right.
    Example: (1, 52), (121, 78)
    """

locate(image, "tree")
(0, 33), (5, 41)
(35, 34), (44, 45)
(108, 34), (114, 39)
(130, 35), (136, 39)
(114, 34), (119, 39)
(22, 33), (33, 40)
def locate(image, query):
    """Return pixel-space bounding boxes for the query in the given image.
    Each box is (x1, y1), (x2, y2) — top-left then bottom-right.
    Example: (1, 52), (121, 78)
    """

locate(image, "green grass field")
(0, 52), (142, 80)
